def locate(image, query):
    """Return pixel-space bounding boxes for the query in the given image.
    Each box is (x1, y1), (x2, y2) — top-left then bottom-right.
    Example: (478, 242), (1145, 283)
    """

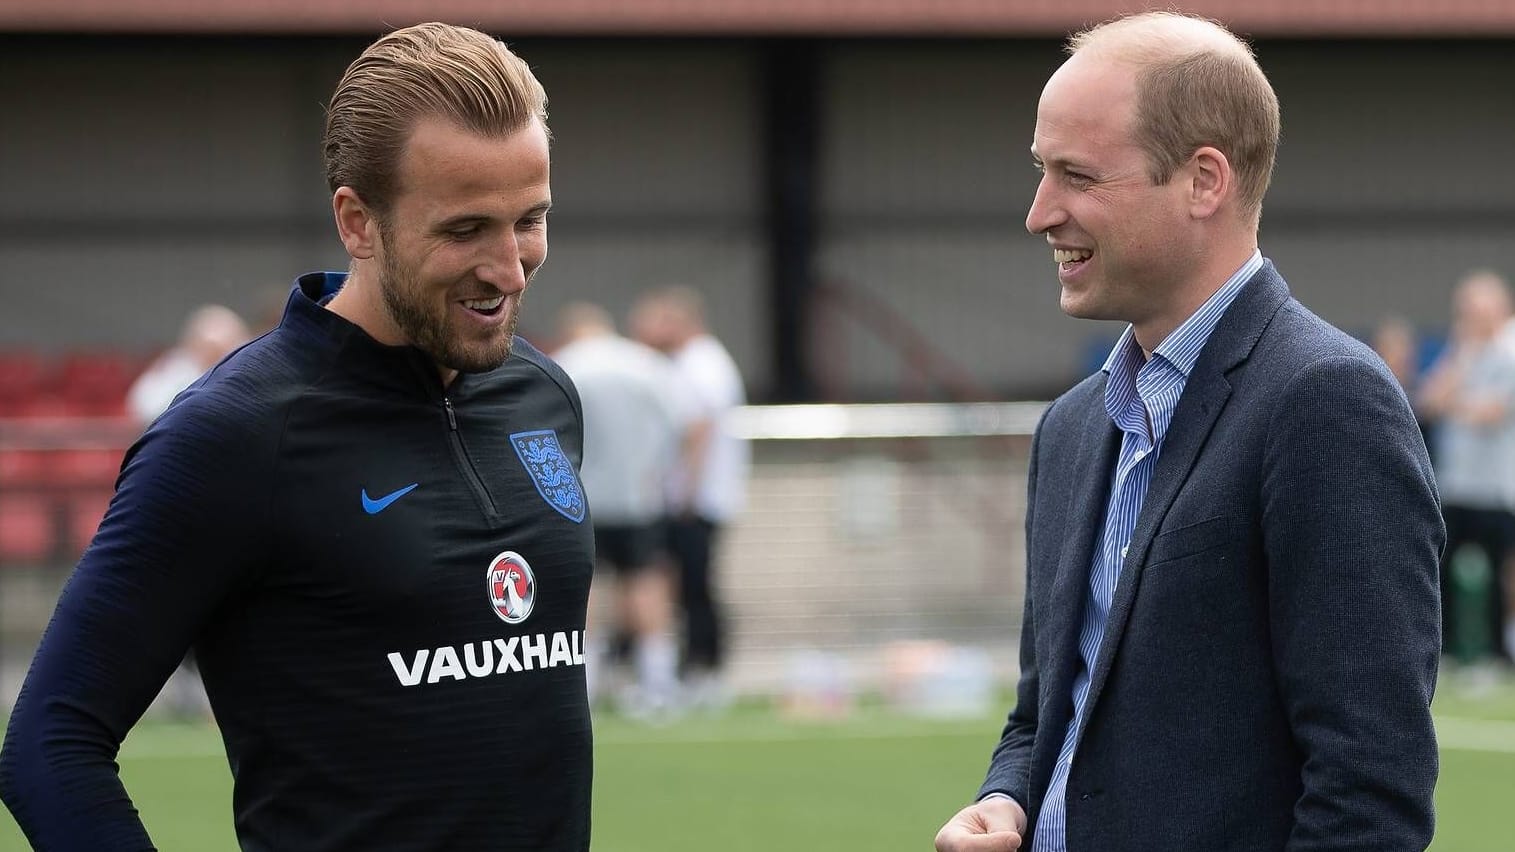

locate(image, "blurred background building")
(2, 0), (1514, 707)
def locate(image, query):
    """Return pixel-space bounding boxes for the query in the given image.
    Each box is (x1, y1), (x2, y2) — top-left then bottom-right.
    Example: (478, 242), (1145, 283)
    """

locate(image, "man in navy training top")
(0, 22), (596, 852)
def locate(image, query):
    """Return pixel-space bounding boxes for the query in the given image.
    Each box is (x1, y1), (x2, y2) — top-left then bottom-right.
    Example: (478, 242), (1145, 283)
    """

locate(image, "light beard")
(378, 247), (519, 375)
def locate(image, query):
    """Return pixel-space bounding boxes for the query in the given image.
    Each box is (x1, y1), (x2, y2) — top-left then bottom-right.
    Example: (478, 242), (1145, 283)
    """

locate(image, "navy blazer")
(980, 262), (1444, 851)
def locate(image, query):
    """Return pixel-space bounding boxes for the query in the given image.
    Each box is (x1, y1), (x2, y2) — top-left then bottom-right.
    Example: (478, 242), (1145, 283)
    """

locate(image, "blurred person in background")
(126, 303), (251, 424)
(0, 22), (597, 852)
(936, 12), (1441, 852)
(630, 285), (750, 709)
(1372, 315), (1422, 393)
(1417, 269), (1515, 665)
(553, 301), (693, 717)
(1371, 315), (1434, 459)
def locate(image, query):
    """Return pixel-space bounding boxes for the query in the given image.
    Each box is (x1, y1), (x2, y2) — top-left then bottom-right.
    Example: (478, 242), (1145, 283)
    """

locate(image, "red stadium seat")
(0, 494), (58, 565)
(12, 394), (73, 419)
(0, 351), (46, 398)
(48, 448), (125, 487)
(0, 352), (49, 417)
(0, 450), (52, 487)
(58, 351), (142, 417)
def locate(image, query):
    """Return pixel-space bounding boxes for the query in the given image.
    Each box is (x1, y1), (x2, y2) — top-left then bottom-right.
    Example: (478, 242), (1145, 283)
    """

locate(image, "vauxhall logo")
(387, 631), (586, 688)
(384, 549), (585, 688)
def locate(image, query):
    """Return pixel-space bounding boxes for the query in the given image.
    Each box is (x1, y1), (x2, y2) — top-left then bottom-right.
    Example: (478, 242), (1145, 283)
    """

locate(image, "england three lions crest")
(509, 429), (586, 523)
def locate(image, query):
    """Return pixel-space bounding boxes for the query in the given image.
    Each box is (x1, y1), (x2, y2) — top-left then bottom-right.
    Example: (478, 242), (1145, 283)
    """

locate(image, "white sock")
(634, 634), (679, 701)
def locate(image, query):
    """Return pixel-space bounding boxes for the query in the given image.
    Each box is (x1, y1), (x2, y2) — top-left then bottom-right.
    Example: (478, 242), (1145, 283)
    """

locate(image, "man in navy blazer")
(936, 12), (1443, 852)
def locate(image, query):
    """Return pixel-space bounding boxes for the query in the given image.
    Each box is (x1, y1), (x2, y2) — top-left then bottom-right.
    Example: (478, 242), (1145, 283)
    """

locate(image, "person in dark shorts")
(555, 302), (692, 715)
(630, 287), (751, 710)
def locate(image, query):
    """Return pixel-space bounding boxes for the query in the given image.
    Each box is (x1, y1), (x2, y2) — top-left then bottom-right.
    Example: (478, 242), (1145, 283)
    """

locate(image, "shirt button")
(1120, 546), (1129, 559)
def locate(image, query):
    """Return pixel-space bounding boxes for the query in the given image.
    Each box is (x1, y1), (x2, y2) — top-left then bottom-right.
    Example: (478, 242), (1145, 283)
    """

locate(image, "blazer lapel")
(1074, 263), (1291, 732)
(1037, 380), (1120, 757)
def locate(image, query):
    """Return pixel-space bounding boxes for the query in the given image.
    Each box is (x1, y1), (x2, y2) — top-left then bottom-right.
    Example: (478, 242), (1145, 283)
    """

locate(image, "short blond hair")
(323, 22), (548, 219)
(1070, 12), (1279, 221)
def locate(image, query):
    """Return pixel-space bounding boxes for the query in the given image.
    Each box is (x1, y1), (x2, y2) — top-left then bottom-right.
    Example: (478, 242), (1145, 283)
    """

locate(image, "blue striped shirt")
(1030, 250), (1262, 852)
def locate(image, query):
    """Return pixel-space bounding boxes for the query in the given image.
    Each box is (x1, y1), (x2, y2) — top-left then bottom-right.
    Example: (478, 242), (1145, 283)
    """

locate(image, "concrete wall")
(2, 35), (1512, 399)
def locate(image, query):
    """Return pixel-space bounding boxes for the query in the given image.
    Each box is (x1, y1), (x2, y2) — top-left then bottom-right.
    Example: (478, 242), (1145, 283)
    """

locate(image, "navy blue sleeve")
(979, 400), (1053, 810)
(1263, 355), (1442, 850)
(0, 390), (272, 850)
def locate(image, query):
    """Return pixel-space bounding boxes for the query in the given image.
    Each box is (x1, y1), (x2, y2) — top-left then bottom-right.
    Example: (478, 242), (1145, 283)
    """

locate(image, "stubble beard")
(377, 241), (520, 375)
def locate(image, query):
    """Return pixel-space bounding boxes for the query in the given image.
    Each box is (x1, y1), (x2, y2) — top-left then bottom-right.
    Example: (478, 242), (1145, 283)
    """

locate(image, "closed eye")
(437, 218), (487, 240)
(518, 204), (551, 231)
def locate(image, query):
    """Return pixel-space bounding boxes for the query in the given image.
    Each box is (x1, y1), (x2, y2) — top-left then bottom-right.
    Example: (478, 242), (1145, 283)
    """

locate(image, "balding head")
(1453, 268), (1513, 342)
(555, 301), (616, 345)
(1070, 11), (1248, 61)
(629, 286), (706, 353)
(1066, 12), (1280, 223)
(181, 304), (250, 367)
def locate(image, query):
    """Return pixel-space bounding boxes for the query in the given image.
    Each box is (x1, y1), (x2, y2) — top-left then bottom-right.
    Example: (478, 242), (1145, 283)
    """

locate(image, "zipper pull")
(443, 397), (458, 431)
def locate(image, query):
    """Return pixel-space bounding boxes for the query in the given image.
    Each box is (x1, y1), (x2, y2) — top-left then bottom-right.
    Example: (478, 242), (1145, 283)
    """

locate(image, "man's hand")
(934, 796), (1027, 851)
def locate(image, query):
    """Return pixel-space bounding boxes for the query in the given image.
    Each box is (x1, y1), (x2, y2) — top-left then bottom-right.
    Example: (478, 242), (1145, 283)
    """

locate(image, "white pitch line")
(600, 715), (1515, 751)
(595, 724), (988, 747)
(116, 715), (1515, 760)
(1434, 716), (1515, 754)
(118, 722), (989, 759)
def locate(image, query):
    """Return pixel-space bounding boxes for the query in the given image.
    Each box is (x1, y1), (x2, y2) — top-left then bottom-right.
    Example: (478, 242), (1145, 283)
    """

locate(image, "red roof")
(3, 0), (1512, 36)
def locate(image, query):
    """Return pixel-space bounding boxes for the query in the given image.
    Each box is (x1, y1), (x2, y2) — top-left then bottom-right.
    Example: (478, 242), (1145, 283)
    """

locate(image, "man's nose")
(1025, 176), (1064, 235)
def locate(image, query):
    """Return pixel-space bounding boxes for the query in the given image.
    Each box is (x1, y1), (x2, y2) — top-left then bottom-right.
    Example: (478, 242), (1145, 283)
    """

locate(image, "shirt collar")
(282, 271), (451, 395)
(1101, 249), (1263, 379)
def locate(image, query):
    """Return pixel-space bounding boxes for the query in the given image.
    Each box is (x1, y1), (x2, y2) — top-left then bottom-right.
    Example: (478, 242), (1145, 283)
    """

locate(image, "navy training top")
(0, 272), (596, 851)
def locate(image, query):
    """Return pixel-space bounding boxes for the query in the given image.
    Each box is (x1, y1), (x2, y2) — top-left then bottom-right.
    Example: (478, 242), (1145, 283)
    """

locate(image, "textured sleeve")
(977, 402), (1053, 811)
(1263, 356), (1443, 851)
(0, 392), (272, 850)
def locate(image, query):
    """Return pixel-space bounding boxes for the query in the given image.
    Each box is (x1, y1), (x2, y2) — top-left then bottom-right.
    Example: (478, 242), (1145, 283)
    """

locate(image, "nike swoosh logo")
(361, 483), (419, 515)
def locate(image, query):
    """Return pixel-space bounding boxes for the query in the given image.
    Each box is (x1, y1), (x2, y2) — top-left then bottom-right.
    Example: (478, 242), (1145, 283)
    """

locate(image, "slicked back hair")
(323, 22), (548, 222)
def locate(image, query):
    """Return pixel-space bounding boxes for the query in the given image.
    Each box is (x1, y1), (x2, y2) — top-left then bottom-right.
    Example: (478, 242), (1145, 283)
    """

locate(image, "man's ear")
(333, 187), (379, 260)
(1186, 146), (1231, 220)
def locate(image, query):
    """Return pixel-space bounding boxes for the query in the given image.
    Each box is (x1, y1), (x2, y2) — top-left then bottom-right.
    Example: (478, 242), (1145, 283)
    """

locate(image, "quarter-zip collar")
(283, 271), (462, 399)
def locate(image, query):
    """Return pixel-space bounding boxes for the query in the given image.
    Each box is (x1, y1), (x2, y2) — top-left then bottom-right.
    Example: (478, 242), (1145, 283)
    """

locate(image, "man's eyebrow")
(434, 203), (552, 230)
(435, 214), (490, 230)
(1032, 152), (1091, 172)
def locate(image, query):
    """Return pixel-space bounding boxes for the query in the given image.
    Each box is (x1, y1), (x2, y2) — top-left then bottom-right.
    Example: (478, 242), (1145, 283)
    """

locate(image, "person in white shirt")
(1420, 269), (1515, 664)
(553, 302), (694, 714)
(127, 304), (250, 425)
(629, 286), (750, 707)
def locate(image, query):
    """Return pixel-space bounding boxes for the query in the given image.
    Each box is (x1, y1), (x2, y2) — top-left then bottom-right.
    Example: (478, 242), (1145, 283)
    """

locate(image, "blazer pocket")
(1146, 515), (1238, 567)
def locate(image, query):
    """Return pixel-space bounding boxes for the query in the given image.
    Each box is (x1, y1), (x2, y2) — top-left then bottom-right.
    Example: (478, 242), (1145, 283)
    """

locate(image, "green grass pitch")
(3, 679), (1513, 851)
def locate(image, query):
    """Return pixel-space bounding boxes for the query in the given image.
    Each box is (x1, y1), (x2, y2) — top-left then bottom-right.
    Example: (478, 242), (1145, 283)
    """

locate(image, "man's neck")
(1133, 240), (1257, 353)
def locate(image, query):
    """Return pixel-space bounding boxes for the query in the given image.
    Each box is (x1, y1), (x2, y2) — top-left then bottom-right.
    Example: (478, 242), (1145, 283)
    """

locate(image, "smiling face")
(362, 116), (551, 377)
(1026, 52), (1202, 348)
